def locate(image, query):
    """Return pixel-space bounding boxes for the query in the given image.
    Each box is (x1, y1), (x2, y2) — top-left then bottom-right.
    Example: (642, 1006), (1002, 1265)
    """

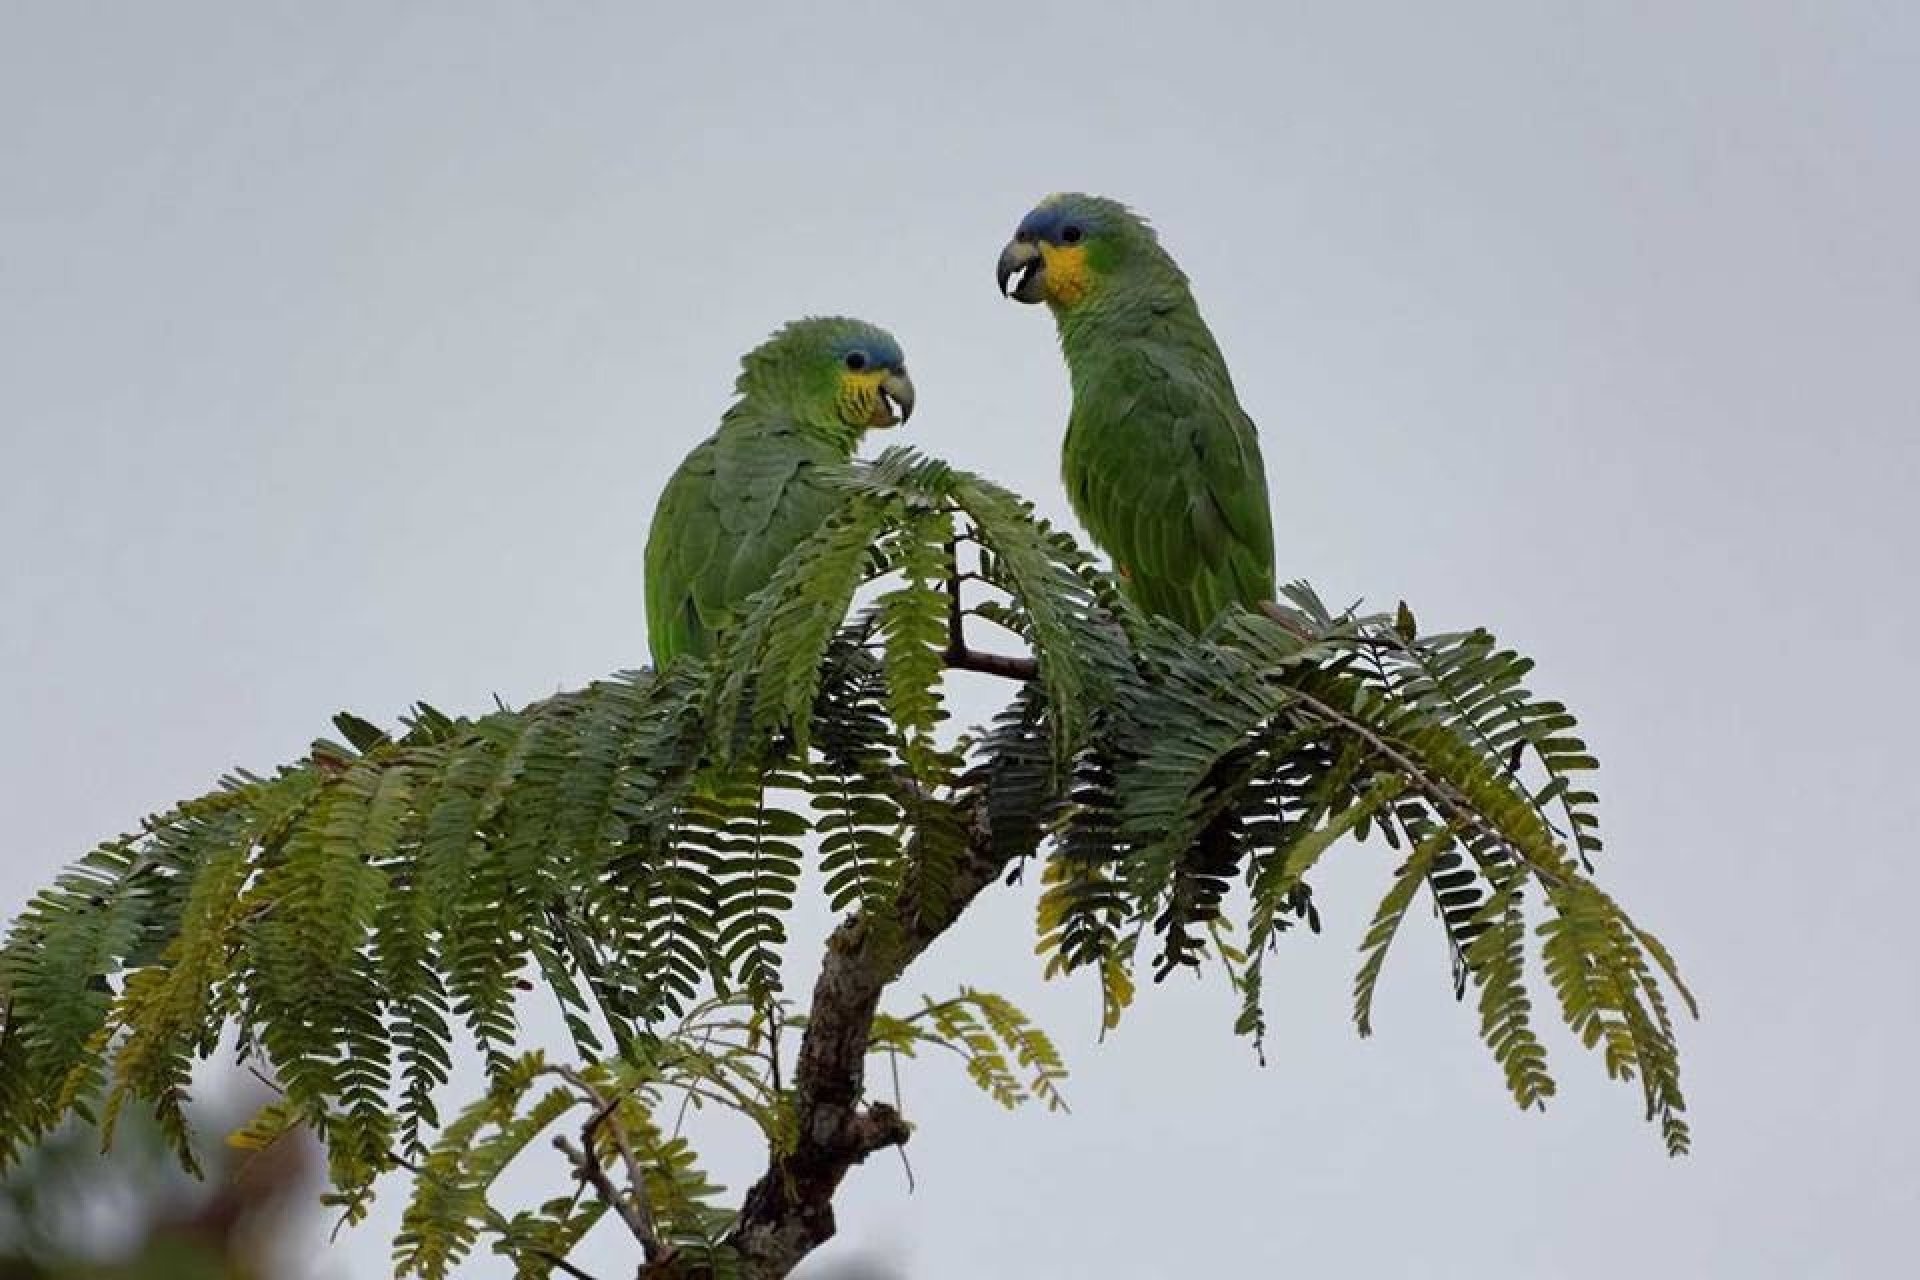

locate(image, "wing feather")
(644, 415), (844, 663)
(1062, 339), (1277, 632)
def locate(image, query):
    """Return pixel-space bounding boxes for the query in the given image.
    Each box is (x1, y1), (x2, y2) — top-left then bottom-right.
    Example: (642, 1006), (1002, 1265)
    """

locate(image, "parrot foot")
(1258, 600), (1316, 643)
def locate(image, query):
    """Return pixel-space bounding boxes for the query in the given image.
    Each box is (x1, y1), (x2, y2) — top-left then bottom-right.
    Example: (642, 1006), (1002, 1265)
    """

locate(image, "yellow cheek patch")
(836, 369), (889, 425)
(1039, 242), (1093, 307)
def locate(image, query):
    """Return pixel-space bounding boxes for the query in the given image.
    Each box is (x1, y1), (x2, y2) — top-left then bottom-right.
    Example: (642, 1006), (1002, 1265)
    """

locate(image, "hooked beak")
(997, 239), (1046, 304)
(877, 368), (915, 427)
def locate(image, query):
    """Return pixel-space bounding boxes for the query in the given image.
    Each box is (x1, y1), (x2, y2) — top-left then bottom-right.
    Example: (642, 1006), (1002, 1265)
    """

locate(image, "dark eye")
(844, 352), (867, 371)
(1061, 225), (1084, 244)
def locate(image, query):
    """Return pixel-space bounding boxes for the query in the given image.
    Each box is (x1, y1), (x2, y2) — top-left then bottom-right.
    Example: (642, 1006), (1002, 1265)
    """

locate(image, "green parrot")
(996, 193), (1277, 633)
(644, 317), (915, 665)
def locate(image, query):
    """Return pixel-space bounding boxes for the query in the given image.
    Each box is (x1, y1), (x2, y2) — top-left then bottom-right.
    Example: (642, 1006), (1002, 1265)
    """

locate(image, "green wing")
(644, 416), (844, 664)
(1062, 339), (1276, 633)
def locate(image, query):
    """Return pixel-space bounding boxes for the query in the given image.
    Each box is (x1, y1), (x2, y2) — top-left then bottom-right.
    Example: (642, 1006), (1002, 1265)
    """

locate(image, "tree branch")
(943, 645), (1040, 682)
(553, 1069), (668, 1269)
(944, 536), (1039, 682)
(718, 790), (1014, 1279)
(528, 1248), (607, 1280)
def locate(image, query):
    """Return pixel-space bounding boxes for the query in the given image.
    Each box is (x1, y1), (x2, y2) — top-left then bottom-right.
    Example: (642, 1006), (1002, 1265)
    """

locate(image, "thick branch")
(721, 793), (1013, 1279)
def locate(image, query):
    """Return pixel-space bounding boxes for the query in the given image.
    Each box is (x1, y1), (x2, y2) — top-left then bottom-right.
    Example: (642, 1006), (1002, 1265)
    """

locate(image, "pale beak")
(879, 369), (915, 425)
(996, 239), (1046, 304)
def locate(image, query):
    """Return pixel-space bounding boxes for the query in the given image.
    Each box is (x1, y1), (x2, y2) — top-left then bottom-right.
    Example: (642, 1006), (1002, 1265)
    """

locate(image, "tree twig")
(528, 1248), (607, 1280)
(943, 536), (1039, 682)
(944, 645), (1041, 681)
(552, 1069), (667, 1267)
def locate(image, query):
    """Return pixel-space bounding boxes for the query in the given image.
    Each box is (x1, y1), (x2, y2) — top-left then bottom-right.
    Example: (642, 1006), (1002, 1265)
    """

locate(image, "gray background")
(4, 3), (1916, 1276)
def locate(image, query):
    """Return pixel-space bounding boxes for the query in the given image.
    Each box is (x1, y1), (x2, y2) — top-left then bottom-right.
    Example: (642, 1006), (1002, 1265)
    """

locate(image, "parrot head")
(735, 316), (915, 441)
(996, 193), (1178, 310)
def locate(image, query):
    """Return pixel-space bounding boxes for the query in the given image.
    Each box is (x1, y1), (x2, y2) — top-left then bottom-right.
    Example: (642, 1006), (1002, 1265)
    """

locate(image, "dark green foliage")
(805, 642), (908, 916)
(1035, 581), (1693, 1150)
(0, 450), (1694, 1275)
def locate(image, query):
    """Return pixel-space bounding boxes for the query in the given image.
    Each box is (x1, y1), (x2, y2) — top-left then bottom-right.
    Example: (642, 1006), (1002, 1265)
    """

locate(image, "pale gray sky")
(4, 3), (1916, 1277)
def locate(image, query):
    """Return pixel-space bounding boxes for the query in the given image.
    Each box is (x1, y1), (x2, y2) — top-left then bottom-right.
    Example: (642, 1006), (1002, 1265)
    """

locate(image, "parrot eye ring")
(844, 352), (868, 371)
(1061, 225), (1084, 244)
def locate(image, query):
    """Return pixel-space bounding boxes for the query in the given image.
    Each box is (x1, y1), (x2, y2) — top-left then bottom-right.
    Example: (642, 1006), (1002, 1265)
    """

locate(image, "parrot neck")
(802, 419), (865, 454)
(724, 399), (863, 456)
(1054, 291), (1166, 346)
(732, 355), (865, 454)
(1052, 272), (1222, 379)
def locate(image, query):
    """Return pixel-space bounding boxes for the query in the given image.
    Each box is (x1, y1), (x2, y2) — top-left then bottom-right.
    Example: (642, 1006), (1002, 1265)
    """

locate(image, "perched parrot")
(996, 193), (1277, 633)
(644, 317), (915, 665)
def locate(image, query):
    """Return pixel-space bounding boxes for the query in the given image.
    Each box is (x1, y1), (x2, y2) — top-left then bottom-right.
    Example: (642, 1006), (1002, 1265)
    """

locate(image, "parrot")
(997, 194), (1287, 967)
(996, 193), (1277, 634)
(644, 317), (915, 665)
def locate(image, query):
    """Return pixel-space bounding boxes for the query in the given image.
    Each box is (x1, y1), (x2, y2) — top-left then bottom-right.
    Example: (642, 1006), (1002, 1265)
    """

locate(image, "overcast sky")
(4, 3), (1916, 1277)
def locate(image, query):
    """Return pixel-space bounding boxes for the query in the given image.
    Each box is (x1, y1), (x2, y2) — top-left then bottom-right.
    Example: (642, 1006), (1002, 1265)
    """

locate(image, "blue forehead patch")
(833, 329), (905, 370)
(1017, 197), (1103, 244)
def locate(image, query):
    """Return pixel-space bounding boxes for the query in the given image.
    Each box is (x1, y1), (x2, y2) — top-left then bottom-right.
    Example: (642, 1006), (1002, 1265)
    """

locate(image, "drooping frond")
(1040, 585), (1693, 1150)
(805, 642), (908, 917)
(869, 987), (1068, 1113)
